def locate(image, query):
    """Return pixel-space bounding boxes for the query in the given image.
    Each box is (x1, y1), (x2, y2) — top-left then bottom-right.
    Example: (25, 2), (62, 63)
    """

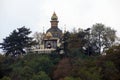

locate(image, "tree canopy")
(0, 23), (120, 80)
(91, 23), (116, 54)
(61, 23), (117, 56)
(0, 26), (34, 56)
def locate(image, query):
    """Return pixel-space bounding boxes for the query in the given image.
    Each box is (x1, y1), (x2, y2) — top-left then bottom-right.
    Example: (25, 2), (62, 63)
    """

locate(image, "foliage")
(62, 29), (88, 57)
(0, 26), (34, 56)
(0, 55), (12, 79)
(0, 48), (120, 80)
(105, 44), (120, 54)
(101, 61), (119, 80)
(0, 23), (119, 80)
(63, 76), (82, 80)
(62, 24), (116, 56)
(70, 57), (102, 80)
(0, 53), (61, 80)
(32, 71), (51, 80)
(33, 32), (44, 49)
(53, 51), (120, 80)
(0, 76), (11, 80)
(62, 31), (71, 56)
(53, 58), (72, 80)
(91, 23), (116, 54)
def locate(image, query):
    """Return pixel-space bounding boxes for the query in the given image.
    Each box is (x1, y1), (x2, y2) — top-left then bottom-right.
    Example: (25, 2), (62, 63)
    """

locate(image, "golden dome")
(51, 12), (58, 20)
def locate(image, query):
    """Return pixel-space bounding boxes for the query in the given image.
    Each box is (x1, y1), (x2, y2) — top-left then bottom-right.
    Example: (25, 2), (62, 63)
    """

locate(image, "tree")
(32, 71), (51, 80)
(62, 31), (70, 56)
(62, 29), (89, 56)
(91, 23), (116, 54)
(105, 44), (120, 55)
(0, 76), (11, 80)
(67, 28), (91, 56)
(33, 32), (44, 49)
(63, 76), (82, 80)
(0, 26), (33, 56)
(102, 61), (120, 80)
(53, 58), (72, 80)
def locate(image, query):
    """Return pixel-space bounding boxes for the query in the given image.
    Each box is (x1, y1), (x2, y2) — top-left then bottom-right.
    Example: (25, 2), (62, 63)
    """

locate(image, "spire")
(50, 12), (59, 28)
(51, 12), (58, 20)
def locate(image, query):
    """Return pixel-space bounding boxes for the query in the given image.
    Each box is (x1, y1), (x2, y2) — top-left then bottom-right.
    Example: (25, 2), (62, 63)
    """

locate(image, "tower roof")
(51, 12), (58, 20)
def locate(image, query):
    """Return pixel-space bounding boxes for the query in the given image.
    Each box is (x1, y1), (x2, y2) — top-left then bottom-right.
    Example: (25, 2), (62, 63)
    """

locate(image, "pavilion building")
(32, 12), (63, 53)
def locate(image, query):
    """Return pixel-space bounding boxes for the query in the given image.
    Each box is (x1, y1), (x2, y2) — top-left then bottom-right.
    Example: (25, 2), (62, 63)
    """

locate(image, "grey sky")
(0, 0), (120, 49)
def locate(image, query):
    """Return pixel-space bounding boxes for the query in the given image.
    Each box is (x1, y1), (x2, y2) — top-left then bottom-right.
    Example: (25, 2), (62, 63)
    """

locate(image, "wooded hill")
(0, 44), (120, 80)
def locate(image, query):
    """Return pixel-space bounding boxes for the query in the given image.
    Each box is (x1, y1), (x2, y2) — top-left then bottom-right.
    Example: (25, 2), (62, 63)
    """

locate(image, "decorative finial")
(51, 12), (58, 20)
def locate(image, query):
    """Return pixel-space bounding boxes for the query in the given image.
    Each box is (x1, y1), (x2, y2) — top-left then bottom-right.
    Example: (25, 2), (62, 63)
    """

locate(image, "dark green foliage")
(0, 49), (120, 80)
(32, 71), (51, 80)
(0, 55), (13, 79)
(62, 30), (89, 57)
(0, 26), (34, 56)
(53, 51), (120, 80)
(62, 31), (71, 56)
(0, 76), (11, 80)
(63, 76), (82, 80)
(101, 61), (119, 80)
(70, 57), (101, 80)
(0, 53), (63, 80)
(105, 44), (120, 71)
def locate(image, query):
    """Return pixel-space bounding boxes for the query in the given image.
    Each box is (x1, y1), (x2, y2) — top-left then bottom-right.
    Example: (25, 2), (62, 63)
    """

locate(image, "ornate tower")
(44, 12), (62, 49)
(50, 12), (59, 28)
(46, 12), (62, 38)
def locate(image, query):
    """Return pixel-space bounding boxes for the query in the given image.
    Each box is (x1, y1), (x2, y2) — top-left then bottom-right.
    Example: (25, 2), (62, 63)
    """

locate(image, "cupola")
(51, 12), (58, 20)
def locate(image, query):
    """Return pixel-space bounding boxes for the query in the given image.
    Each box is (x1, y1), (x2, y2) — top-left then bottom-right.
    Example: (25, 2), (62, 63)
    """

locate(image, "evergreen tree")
(0, 26), (33, 56)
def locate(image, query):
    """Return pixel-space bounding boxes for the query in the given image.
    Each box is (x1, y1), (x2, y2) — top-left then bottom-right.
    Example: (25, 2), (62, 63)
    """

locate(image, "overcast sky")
(0, 0), (120, 52)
